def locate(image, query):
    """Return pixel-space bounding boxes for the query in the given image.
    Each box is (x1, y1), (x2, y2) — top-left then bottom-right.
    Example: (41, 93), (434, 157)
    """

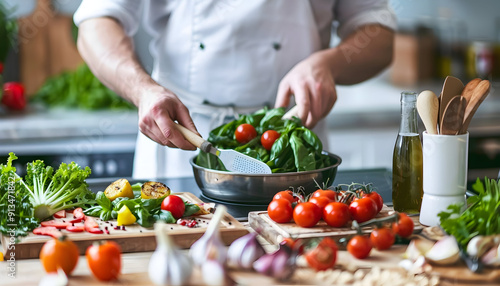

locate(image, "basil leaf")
(183, 203), (201, 217)
(154, 210), (176, 224)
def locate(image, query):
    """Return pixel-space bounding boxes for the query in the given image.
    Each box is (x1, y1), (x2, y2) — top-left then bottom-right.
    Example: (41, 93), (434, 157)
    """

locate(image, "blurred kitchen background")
(1, 0), (499, 183)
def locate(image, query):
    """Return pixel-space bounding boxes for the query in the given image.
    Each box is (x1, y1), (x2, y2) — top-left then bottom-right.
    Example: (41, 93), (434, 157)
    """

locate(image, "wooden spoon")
(459, 80), (491, 134)
(461, 78), (481, 104)
(439, 76), (464, 130)
(417, 90), (439, 134)
(440, 95), (467, 135)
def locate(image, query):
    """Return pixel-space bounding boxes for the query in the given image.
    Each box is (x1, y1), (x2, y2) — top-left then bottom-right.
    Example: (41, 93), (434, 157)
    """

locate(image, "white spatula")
(175, 124), (272, 174)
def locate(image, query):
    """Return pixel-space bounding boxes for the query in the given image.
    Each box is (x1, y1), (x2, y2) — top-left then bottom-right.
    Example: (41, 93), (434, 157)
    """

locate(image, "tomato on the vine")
(268, 199), (293, 223)
(293, 202), (321, 228)
(323, 202), (350, 227)
(235, 123), (257, 144)
(370, 227), (395, 250)
(347, 235), (372, 259)
(392, 213), (414, 238)
(349, 197), (377, 223)
(309, 196), (332, 212)
(86, 241), (122, 281)
(161, 195), (185, 219)
(311, 189), (338, 202)
(305, 237), (338, 271)
(261, 130), (280, 151)
(39, 236), (79, 275)
(273, 190), (298, 204)
(364, 191), (384, 213)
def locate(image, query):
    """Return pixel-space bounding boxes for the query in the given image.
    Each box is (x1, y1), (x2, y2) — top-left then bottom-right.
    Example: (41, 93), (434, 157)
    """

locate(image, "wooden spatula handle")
(175, 123), (209, 151)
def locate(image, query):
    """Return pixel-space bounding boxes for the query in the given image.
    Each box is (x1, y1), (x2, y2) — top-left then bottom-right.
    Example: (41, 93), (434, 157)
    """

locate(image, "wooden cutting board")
(1, 192), (248, 260)
(248, 205), (423, 247)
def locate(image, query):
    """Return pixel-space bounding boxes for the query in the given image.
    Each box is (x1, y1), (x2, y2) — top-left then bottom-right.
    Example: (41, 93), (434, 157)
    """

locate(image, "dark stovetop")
(86, 168), (393, 221)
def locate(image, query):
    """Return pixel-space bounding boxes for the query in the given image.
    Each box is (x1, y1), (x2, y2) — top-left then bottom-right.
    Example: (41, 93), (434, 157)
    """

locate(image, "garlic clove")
(253, 243), (296, 281)
(403, 238), (434, 261)
(481, 243), (500, 267)
(190, 205), (228, 266)
(149, 222), (193, 286)
(39, 267), (68, 286)
(424, 236), (460, 265)
(467, 235), (500, 258)
(227, 232), (266, 269)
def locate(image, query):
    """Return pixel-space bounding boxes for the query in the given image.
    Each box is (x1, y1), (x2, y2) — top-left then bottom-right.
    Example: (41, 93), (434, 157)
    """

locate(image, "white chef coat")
(74, 0), (396, 179)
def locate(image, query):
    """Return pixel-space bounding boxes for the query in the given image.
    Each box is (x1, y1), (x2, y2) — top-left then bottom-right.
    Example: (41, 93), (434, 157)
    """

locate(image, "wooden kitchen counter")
(2, 235), (499, 286)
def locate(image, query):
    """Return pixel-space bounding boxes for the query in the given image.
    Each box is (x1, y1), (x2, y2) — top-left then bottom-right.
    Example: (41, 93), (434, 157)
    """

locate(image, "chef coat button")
(273, 42), (281, 50)
(199, 42), (205, 50)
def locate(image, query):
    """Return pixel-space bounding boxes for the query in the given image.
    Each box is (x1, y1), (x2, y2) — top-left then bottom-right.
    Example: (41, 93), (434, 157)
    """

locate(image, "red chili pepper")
(69, 207), (85, 223)
(66, 224), (85, 232)
(53, 210), (66, 219)
(2, 82), (26, 110)
(41, 220), (71, 229)
(33, 226), (62, 238)
(84, 217), (103, 234)
(0, 62), (3, 74)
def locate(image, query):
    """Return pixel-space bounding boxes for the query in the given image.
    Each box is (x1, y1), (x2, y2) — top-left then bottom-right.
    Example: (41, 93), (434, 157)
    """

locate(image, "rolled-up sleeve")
(73, 0), (143, 36)
(334, 0), (397, 39)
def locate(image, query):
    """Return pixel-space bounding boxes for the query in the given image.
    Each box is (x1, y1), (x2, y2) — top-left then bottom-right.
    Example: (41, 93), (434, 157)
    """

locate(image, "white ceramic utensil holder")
(419, 131), (469, 226)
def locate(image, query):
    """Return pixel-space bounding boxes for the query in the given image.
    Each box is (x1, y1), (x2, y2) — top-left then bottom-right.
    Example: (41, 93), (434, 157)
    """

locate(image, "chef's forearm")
(77, 17), (158, 106)
(321, 24), (394, 85)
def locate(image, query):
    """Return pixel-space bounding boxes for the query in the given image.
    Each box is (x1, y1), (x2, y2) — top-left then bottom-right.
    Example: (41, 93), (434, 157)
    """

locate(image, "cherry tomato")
(309, 196), (332, 213)
(293, 202), (321, 228)
(304, 237), (338, 271)
(267, 199), (293, 223)
(392, 213), (415, 238)
(2, 82), (26, 110)
(280, 237), (304, 255)
(161, 195), (185, 219)
(273, 190), (295, 204)
(40, 236), (79, 275)
(311, 189), (338, 202)
(364, 192), (384, 213)
(323, 202), (351, 227)
(261, 130), (280, 150)
(347, 235), (372, 259)
(370, 227), (395, 250)
(349, 197), (377, 223)
(86, 241), (122, 281)
(235, 123), (257, 144)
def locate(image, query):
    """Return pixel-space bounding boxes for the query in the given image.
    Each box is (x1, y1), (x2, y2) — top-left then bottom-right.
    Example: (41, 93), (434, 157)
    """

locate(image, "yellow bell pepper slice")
(104, 179), (134, 201)
(117, 205), (136, 226)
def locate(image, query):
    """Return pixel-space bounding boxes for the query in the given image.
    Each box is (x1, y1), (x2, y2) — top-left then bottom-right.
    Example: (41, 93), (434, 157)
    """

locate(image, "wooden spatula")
(459, 80), (491, 134)
(440, 95), (467, 135)
(439, 76), (464, 131)
(461, 78), (481, 104)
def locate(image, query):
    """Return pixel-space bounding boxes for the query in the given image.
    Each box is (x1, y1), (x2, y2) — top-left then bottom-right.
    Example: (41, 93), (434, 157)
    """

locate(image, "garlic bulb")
(148, 222), (193, 285)
(202, 259), (236, 286)
(227, 232), (266, 269)
(253, 243), (296, 281)
(190, 205), (227, 265)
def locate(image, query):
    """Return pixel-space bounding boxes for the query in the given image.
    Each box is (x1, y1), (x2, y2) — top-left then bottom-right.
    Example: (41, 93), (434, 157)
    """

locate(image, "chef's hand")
(275, 51), (337, 128)
(137, 85), (198, 150)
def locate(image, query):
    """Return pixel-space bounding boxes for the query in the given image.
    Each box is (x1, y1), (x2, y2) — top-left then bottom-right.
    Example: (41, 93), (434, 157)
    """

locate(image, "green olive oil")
(392, 92), (423, 214)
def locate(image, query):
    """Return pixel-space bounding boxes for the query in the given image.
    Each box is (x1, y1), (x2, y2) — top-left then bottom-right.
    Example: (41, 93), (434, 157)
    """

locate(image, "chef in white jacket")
(74, 0), (396, 179)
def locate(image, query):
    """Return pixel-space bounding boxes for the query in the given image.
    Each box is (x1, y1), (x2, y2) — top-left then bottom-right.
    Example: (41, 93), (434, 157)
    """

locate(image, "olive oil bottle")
(392, 92), (423, 214)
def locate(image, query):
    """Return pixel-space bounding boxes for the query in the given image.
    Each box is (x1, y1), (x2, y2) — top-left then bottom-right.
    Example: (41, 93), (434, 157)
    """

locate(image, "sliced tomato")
(53, 210), (66, 219)
(70, 208), (85, 223)
(84, 217), (103, 234)
(33, 226), (62, 238)
(66, 224), (85, 232)
(41, 220), (71, 229)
